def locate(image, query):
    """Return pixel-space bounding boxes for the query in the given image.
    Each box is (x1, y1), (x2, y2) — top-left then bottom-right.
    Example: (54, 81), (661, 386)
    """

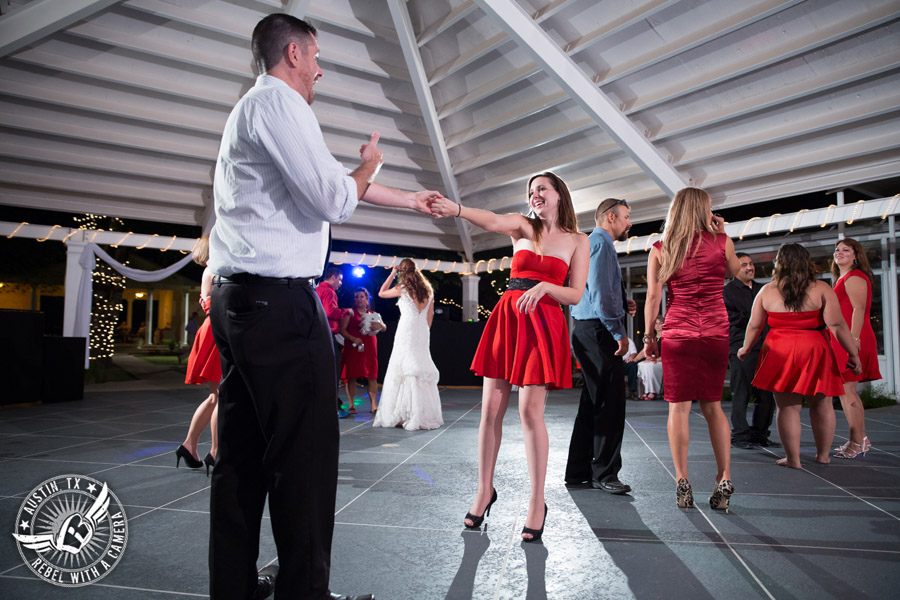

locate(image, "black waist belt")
(214, 273), (315, 287)
(508, 277), (541, 291)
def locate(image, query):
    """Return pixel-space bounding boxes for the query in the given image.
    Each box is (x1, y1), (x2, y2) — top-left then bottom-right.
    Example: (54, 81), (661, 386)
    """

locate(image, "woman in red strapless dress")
(177, 236), (221, 475)
(829, 238), (882, 459)
(740, 244), (861, 469)
(430, 172), (589, 542)
(644, 187), (741, 512)
(339, 287), (385, 414)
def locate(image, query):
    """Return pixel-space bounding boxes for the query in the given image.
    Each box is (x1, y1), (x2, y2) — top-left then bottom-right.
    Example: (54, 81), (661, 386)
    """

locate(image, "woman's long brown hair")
(525, 172), (579, 256)
(397, 258), (433, 305)
(773, 244), (817, 312)
(830, 237), (873, 283)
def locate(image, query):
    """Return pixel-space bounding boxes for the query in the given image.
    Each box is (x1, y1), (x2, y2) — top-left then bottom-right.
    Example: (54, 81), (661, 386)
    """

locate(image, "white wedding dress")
(373, 290), (443, 431)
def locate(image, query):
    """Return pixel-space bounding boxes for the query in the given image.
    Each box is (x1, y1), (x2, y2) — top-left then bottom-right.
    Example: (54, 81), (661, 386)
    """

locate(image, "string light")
(820, 205), (835, 227)
(789, 208), (808, 233)
(643, 233), (658, 252)
(625, 235), (638, 254)
(739, 217), (759, 240)
(36, 225), (59, 242)
(6, 222), (28, 238)
(765, 213), (781, 236)
(356, 253), (366, 265)
(881, 194), (899, 220)
(846, 200), (865, 225)
(111, 232), (133, 247)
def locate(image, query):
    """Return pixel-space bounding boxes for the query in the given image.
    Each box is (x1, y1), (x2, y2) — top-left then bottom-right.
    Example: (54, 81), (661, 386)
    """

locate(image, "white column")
(837, 190), (845, 240)
(887, 216), (899, 395)
(461, 274), (480, 322)
(63, 239), (86, 337)
(182, 292), (190, 345)
(146, 290), (154, 345)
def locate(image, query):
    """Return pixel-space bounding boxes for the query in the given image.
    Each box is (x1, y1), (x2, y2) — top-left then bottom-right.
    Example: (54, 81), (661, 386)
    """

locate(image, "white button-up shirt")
(209, 75), (358, 278)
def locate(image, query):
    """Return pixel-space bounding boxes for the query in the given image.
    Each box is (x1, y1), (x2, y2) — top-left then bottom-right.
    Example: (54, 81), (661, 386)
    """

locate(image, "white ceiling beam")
(416, 1), (476, 47)
(284, 0), (311, 18)
(123, 0), (254, 41)
(0, 0), (120, 58)
(388, 0), (474, 262)
(475, 0), (685, 196)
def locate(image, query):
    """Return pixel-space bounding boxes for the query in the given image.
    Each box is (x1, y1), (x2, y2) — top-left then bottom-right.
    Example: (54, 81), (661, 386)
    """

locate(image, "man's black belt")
(508, 277), (541, 291)
(214, 273), (315, 287)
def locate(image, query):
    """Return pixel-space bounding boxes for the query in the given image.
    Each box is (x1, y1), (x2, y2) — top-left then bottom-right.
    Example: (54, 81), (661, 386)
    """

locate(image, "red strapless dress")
(185, 297), (222, 385)
(470, 249), (572, 390)
(654, 232), (729, 402)
(753, 310), (844, 397)
(830, 270), (881, 383)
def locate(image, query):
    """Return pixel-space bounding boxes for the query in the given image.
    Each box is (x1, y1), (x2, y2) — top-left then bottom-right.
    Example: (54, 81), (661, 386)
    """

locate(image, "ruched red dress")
(340, 308), (378, 380)
(829, 270), (881, 383)
(185, 297), (222, 385)
(471, 249), (572, 390)
(753, 310), (845, 396)
(654, 232), (729, 402)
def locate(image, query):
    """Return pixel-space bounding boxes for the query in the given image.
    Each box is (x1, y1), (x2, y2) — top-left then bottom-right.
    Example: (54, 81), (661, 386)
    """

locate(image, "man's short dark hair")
(595, 198), (627, 221)
(736, 252), (750, 260)
(252, 13), (317, 74)
(322, 267), (341, 281)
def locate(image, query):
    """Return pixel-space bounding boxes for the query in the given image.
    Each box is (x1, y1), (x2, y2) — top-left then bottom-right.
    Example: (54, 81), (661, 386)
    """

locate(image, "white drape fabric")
(74, 242), (195, 367)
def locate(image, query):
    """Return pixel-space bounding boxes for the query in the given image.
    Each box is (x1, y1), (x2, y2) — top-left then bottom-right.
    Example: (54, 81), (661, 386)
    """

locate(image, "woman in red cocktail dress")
(430, 172), (589, 542)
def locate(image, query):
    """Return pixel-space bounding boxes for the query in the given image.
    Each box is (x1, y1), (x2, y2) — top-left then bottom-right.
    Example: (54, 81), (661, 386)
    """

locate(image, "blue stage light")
(352, 266), (366, 278)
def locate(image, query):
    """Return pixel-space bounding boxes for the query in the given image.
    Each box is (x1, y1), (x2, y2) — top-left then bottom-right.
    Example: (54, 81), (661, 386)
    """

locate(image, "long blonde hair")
(658, 187), (715, 283)
(525, 172), (579, 256)
(398, 258), (433, 305)
(192, 235), (209, 267)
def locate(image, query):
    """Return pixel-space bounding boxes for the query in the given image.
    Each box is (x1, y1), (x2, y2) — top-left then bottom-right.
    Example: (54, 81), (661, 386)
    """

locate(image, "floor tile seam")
(87, 446), (198, 478)
(627, 417), (778, 600)
(593, 536), (900, 555)
(865, 416), (900, 429)
(334, 403), (483, 518)
(661, 457), (900, 469)
(769, 455), (900, 523)
(6, 456), (190, 470)
(4, 424), (184, 495)
(0, 573), (208, 596)
(125, 485), (211, 524)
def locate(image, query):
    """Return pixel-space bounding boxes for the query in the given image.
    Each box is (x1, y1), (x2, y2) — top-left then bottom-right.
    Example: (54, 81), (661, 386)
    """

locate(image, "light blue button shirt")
(571, 227), (627, 340)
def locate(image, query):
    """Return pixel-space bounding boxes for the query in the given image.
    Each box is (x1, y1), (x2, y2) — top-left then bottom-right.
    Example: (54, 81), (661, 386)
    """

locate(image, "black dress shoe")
(592, 480), (631, 494)
(731, 439), (755, 449)
(756, 438), (781, 448)
(328, 594), (374, 600)
(252, 565), (278, 600)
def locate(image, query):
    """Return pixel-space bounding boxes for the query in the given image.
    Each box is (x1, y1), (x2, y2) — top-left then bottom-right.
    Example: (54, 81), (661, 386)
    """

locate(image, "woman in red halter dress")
(644, 188), (741, 513)
(177, 236), (222, 475)
(739, 243), (861, 468)
(429, 172), (589, 542)
(829, 238), (882, 459)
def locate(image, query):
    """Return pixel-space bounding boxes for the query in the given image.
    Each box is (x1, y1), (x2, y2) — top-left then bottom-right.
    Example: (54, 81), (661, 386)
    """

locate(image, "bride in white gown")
(373, 259), (443, 430)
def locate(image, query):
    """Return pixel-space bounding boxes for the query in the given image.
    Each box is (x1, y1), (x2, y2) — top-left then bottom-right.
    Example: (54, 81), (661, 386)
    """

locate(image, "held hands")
(736, 347), (749, 360)
(428, 196), (460, 218)
(847, 354), (862, 375)
(614, 338), (628, 357)
(515, 282), (548, 314)
(412, 190), (444, 216)
(644, 339), (659, 360)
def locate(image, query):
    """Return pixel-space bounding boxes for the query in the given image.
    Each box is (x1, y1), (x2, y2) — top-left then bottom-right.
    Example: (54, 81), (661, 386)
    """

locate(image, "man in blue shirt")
(566, 198), (634, 494)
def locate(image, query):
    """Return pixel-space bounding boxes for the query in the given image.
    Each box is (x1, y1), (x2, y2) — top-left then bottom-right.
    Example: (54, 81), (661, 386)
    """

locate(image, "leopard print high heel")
(709, 479), (734, 513)
(676, 478), (693, 511)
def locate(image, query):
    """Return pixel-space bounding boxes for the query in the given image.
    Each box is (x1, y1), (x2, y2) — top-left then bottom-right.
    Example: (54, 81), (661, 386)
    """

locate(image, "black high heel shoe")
(204, 453), (215, 477)
(464, 488), (497, 529)
(175, 445), (203, 469)
(521, 504), (548, 542)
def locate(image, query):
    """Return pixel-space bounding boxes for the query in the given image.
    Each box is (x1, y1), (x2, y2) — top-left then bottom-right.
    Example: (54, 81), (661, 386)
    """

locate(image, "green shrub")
(860, 384), (898, 409)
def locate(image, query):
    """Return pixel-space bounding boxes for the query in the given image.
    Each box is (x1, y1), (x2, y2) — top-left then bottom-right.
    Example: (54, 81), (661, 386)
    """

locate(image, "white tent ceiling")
(0, 0), (898, 261)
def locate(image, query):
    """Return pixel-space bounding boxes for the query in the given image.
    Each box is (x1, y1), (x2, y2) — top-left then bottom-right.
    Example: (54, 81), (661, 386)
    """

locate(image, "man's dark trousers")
(729, 350), (775, 443)
(566, 319), (625, 484)
(210, 277), (338, 599)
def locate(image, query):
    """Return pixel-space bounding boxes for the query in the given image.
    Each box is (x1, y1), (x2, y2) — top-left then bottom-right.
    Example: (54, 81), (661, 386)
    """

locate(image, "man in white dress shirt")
(207, 14), (440, 600)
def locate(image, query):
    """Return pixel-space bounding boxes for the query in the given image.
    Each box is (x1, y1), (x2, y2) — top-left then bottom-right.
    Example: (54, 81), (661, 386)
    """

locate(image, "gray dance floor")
(1, 358), (899, 599)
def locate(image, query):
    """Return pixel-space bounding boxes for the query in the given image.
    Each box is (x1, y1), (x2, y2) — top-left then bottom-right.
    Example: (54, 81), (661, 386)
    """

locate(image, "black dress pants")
(209, 278), (338, 600)
(566, 319), (626, 484)
(729, 351), (775, 443)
